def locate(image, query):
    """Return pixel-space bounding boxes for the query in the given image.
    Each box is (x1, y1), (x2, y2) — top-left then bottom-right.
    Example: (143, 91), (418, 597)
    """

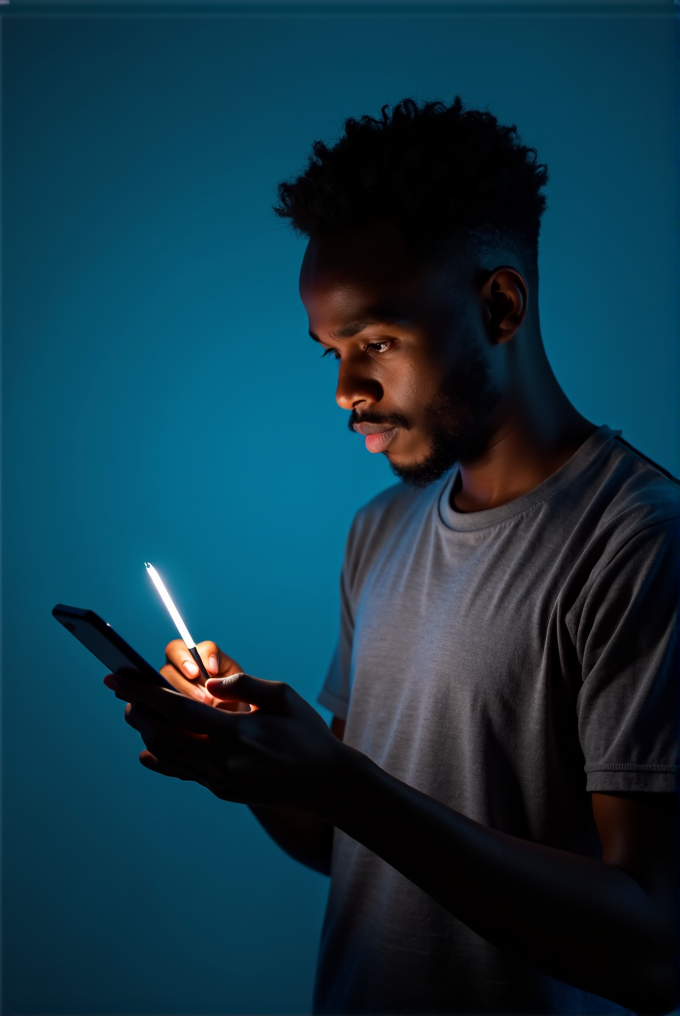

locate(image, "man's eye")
(320, 348), (340, 361)
(366, 341), (392, 354)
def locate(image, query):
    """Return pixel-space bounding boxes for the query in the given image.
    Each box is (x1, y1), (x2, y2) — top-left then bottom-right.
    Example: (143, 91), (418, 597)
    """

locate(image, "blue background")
(2, 4), (677, 1014)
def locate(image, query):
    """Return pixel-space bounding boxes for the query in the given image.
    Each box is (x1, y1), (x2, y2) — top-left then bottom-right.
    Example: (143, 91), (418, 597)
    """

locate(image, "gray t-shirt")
(315, 426), (679, 1016)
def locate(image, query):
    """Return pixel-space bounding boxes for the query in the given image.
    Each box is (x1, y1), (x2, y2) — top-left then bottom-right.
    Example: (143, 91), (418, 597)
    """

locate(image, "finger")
(139, 750), (208, 785)
(114, 676), (238, 735)
(125, 700), (175, 737)
(164, 638), (203, 681)
(105, 671), (226, 717)
(159, 663), (210, 702)
(205, 673), (290, 714)
(125, 700), (207, 741)
(214, 699), (253, 714)
(125, 703), (193, 735)
(194, 641), (243, 678)
(104, 671), (207, 710)
(126, 706), (215, 776)
(105, 674), (181, 708)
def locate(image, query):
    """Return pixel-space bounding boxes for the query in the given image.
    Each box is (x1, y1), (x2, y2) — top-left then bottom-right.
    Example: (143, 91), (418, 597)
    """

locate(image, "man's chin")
(386, 448), (458, 489)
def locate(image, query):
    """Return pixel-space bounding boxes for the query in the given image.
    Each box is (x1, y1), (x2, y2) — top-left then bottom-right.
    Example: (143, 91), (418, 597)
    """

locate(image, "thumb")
(205, 673), (288, 713)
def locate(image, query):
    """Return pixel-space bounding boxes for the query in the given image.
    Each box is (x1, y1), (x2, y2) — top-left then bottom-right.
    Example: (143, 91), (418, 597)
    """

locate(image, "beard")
(349, 338), (502, 489)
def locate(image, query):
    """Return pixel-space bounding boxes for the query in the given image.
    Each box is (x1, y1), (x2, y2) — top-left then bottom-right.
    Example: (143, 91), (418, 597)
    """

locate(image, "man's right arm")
(249, 717), (346, 875)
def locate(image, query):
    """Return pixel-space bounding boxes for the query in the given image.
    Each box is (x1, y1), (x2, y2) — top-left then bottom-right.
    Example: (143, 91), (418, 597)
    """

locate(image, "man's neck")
(452, 403), (597, 514)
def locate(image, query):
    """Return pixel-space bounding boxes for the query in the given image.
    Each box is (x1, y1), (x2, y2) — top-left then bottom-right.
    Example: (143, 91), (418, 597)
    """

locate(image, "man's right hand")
(133, 639), (344, 874)
(159, 639), (245, 707)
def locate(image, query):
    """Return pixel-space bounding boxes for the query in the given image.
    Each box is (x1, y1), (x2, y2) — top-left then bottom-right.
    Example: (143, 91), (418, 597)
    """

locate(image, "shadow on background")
(2, 3), (677, 1013)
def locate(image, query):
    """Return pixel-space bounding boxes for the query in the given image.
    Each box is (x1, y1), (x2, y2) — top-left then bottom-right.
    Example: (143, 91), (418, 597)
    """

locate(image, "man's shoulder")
(568, 434), (680, 582)
(598, 434), (680, 532)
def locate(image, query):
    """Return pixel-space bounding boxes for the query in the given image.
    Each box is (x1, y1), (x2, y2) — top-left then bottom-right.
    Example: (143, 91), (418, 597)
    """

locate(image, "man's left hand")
(103, 672), (346, 814)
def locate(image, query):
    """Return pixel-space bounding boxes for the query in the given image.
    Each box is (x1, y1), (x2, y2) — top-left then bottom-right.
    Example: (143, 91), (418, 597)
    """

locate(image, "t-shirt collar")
(437, 424), (620, 533)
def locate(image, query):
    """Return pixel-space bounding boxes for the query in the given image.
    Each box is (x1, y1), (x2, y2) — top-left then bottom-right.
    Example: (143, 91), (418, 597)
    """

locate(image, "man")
(106, 98), (679, 1015)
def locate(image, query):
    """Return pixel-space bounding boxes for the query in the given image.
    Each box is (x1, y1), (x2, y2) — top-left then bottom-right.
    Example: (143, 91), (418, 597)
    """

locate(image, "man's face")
(299, 220), (503, 487)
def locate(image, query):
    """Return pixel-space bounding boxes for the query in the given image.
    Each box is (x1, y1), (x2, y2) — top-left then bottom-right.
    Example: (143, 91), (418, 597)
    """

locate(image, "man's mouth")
(352, 422), (399, 454)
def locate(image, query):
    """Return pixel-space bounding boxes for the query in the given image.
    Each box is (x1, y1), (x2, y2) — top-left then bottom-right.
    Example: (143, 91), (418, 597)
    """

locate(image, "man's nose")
(335, 357), (383, 411)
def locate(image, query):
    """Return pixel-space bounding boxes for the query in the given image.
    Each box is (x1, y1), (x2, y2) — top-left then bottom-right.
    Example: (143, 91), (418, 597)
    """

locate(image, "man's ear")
(480, 267), (528, 344)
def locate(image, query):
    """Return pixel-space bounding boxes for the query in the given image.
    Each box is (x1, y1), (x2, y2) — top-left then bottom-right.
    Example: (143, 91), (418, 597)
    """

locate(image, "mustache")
(348, 409), (411, 433)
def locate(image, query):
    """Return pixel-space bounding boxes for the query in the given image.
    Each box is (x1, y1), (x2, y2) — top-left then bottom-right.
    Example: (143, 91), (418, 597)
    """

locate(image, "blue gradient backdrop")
(2, 6), (677, 1014)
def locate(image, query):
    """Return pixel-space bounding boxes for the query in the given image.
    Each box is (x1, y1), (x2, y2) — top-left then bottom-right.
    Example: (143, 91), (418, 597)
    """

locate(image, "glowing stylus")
(144, 562), (211, 684)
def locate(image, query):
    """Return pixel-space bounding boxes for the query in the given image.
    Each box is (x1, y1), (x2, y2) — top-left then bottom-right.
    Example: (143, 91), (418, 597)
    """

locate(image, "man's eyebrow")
(309, 316), (404, 343)
(332, 316), (404, 339)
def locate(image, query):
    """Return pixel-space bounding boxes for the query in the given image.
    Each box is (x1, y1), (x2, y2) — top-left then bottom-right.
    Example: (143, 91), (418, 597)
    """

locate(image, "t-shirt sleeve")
(572, 518), (679, 792)
(318, 543), (356, 721)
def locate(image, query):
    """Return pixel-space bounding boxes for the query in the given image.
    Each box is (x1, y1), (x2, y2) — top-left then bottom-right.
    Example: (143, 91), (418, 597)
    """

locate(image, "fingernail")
(183, 660), (200, 677)
(208, 655), (219, 675)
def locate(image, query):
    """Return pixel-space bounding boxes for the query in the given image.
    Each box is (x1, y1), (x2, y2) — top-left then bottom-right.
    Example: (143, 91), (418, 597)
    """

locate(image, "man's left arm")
(327, 744), (678, 1014)
(324, 517), (679, 1012)
(332, 520), (680, 1013)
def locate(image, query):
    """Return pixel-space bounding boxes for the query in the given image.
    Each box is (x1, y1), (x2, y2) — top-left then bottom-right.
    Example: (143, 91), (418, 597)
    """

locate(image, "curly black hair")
(274, 97), (548, 270)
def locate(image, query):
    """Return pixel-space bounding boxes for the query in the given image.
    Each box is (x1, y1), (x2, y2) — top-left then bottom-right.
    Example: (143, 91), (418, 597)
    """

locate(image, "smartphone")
(52, 604), (175, 690)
